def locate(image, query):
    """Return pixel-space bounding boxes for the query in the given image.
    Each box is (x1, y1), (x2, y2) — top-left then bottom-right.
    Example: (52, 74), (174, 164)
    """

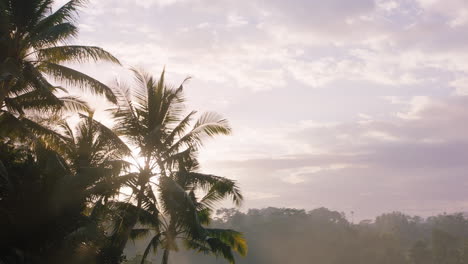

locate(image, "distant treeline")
(128, 207), (468, 264)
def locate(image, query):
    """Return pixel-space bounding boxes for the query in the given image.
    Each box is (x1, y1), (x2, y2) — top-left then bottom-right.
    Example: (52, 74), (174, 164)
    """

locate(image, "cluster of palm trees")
(0, 0), (247, 263)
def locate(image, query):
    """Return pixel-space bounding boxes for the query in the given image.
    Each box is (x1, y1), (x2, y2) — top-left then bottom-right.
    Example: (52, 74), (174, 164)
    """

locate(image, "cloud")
(201, 96), (468, 218)
(57, 0), (468, 218)
(66, 0), (468, 93)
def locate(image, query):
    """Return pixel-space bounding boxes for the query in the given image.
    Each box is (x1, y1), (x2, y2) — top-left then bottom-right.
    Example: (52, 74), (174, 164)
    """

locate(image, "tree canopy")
(0, 1), (246, 264)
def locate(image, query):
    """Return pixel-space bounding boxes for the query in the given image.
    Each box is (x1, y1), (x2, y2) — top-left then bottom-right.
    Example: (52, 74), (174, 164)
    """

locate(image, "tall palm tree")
(108, 68), (233, 261)
(0, 0), (120, 146)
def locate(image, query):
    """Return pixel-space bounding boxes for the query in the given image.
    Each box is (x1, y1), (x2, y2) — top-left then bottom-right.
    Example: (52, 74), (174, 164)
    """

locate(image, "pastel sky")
(56, 0), (468, 220)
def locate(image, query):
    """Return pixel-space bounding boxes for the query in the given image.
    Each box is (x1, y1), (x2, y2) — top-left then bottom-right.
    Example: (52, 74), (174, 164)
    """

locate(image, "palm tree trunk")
(161, 216), (176, 264)
(113, 164), (152, 262)
(161, 249), (170, 264)
(112, 182), (146, 262)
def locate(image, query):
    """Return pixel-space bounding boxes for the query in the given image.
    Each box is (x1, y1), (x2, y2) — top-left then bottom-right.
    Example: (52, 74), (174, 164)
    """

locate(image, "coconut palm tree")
(107, 68), (234, 261)
(136, 154), (247, 264)
(0, 0), (120, 105)
(58, 111), (131, 170)
(0, 0), (120, 146)
(0, 140), (131, 263)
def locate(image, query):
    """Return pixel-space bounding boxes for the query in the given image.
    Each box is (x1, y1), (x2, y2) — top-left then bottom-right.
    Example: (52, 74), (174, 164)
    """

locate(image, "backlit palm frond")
(83, 171), (138, 200)
(24, 0), (84, 48)
(19, 61), (55, 95)
(162, 84), (187, 126)
(204, 228), (247, 256)
(40, 62), (117, 103)
(184, 237), (236, 264)
(110, 80), (147, 146)
(59, 96), (90, 113)
(192, 112), (232, 138)
(164, 110), (197, 147)
(78, 113), (132, 157)
(38, 45), (121, 65)
(166, 112), (231, 155)
(184, 228), (247, 264)
(189, 172), (243, 207)
(129, 228), (151, 242)
(30, 22), (78, 48)
(0, 112), (68, 149)
(31, 0), (84, 32)
(141, 233), (162, 264)
(158, 176), (203, 239)
(4, 89), (63, 114)
(130, 68), (152, 108)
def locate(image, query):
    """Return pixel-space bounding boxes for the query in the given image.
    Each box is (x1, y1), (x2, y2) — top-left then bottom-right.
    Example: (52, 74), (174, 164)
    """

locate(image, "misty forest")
(1, 0), (468, 264)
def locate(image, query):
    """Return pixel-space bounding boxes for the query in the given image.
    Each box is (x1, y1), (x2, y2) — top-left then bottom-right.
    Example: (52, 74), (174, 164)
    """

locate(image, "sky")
(55, 0), (468, 220)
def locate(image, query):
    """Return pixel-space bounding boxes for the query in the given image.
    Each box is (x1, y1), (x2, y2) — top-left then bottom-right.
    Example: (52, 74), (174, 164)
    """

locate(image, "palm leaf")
(166, 112), (231, 155)
(130, 228), (151, 241)
(38, 45), (121, 65)
(205, 228), (247, 256)
(78, 112), (132, 156)
(190, 172), (243, 207)
(29, 22), (78, 48)
(141, 233), (162, 264)
(59, 96), (90, 112)
(40, 62), (117, 103)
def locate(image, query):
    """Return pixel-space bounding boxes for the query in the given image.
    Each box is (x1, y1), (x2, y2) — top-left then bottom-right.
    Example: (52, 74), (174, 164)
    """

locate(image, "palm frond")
(141, 233), (162, 264)
(130, 228), (151, 242)
(185, 228), (247, 264)
(192, 112), (232, 138)
(78, 113), (132, 156)
(0, 112), (68, 149)
(164, 111), (197, 146)
(205, 228), (248, 256)
(33, 0), (84, 31)
(158, 176), (203, 238)
(40, 62), (117, 103)
(110, 80), (146, 145)
(4, 89), (63, 114)
(27, 0), (85, 47)
(38, 45), (121, 65)
(189, 172), (243, 207)
(59, 96), (90, 113)
(30, 22), (78, 48)
(166, 112), (231, 154)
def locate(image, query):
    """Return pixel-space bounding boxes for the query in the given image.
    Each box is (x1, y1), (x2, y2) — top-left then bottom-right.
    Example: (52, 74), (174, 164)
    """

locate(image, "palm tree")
(58, 111), (130, 170)
(0, 140), (130, 263)
(137, 154), (247, 264)
(108, 68), (234, 261)
(0, 0), (120, 105)
(0, 0), (120, 146)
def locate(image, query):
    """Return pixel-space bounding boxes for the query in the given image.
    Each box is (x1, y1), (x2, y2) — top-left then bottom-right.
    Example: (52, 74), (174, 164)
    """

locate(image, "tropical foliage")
(101, 68), (246, 264)
(0, 1), (246, 264)
(0, 0), (119, 148)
